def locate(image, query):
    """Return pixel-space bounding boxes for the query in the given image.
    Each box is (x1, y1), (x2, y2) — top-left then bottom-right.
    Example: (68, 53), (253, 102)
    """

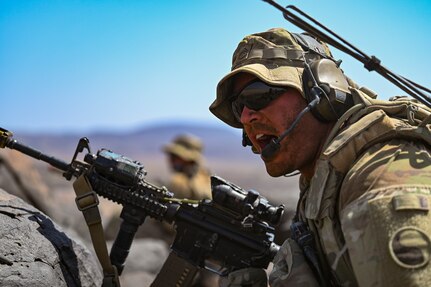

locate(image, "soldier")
(210, 28), (431, 286)
(163, 134), (212, 201)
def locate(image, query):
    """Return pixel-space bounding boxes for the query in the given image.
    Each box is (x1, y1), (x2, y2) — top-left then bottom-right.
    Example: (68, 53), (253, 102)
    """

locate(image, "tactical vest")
(301, 88), (431, 286)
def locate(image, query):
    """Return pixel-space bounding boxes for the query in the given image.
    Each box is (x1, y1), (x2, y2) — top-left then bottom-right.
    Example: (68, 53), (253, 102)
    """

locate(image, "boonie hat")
(209, 28), (332, 128)
(163, 134), (204, 163)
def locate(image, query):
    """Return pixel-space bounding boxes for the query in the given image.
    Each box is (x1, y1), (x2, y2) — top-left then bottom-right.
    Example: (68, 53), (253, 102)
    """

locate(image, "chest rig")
(298, 88), (431, 286)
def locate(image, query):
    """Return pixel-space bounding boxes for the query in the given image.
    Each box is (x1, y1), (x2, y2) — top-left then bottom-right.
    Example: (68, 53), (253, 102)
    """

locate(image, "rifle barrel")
(7, 139), (70, 172)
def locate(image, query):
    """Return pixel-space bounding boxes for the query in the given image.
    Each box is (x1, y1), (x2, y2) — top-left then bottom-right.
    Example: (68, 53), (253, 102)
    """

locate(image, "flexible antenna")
(262, 0), (431, 108)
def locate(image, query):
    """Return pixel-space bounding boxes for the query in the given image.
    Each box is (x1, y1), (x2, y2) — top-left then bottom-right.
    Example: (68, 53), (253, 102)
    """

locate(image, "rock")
(0, 188), (103, 287)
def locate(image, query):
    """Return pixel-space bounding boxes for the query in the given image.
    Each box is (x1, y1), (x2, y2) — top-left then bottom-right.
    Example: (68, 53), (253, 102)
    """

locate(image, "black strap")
(292, 33), (331, 59)
(290, 220), (328, 287)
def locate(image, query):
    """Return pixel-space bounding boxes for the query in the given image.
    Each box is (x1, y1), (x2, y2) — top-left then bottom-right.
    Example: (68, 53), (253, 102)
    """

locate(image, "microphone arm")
(261, 96), (320, 159)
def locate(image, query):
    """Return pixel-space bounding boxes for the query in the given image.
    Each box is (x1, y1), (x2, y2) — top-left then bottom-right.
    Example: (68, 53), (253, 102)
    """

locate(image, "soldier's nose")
(240, 106), (259, 124)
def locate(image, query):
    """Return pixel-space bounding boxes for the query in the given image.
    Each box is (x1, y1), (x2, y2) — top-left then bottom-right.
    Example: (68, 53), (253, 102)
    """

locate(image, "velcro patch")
(389, 227), (431, 269)
(392, 194), (429, 211)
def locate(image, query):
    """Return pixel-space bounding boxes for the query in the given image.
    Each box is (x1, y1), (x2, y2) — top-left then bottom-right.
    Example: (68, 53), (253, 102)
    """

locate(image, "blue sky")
(1, 0), (430, 133)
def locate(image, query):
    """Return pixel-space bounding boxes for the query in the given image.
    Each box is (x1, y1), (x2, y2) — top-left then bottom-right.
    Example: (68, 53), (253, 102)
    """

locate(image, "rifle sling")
(151, 252), (199, 287)
(73, 175), (120, 287)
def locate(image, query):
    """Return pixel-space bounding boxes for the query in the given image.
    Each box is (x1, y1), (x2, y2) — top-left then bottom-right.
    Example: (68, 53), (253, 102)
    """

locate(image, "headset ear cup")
(302, 59), (353, 122)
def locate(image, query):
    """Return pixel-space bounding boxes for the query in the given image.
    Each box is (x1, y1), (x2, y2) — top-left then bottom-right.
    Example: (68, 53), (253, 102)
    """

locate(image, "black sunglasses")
(231, 81), (288, 121)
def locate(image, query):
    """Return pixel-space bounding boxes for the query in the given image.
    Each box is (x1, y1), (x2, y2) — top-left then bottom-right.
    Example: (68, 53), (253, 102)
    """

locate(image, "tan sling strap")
(73, 174), (120, 287)
(151, 252), (199, 287)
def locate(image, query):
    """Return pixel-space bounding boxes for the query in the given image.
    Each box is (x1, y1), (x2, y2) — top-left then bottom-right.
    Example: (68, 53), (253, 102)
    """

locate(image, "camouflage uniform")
(210, 28), (431, 286)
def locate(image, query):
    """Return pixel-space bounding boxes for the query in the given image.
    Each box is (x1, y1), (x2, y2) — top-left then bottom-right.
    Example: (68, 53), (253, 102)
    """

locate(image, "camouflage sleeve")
(268, 238), (320, 287)
(339, 140), (431, 286)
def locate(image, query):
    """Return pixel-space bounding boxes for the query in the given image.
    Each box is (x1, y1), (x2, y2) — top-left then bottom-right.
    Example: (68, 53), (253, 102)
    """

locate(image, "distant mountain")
(14, 121), (256, 163)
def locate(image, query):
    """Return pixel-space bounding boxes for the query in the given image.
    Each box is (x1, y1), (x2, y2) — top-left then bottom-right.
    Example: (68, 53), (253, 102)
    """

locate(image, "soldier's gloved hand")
(219, 267), (268, 287)
(269, 238), (320, 287)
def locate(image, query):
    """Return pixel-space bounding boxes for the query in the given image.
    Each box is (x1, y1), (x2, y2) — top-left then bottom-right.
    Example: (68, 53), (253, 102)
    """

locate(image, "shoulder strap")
(73, 175), (120, 287)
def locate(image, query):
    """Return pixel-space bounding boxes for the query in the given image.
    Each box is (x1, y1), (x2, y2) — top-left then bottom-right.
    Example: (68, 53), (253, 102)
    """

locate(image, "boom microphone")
(261, 96), (320, 160)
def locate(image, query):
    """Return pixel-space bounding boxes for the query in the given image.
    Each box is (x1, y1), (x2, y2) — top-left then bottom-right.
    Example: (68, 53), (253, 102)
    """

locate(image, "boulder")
(0, 188), (102, 287)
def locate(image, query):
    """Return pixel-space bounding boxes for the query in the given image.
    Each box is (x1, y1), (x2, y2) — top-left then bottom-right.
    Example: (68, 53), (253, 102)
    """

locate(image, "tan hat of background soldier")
(163, 134), (204, 163)
(209, 28), (333, 128)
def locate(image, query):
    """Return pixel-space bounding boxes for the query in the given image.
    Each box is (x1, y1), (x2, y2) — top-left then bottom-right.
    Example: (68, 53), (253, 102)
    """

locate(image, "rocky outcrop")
(0, 188), (102, 287)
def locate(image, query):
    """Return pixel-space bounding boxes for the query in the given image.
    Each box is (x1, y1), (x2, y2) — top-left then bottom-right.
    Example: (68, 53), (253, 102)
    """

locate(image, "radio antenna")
(262, 0), (431, 108)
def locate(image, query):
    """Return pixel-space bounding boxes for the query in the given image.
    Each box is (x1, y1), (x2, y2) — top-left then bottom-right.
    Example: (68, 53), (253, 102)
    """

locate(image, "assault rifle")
(0, 128), (283, 287)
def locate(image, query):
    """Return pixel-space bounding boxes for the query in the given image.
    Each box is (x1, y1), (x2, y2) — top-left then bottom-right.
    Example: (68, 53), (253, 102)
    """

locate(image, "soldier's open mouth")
(256, 134), (277, 150)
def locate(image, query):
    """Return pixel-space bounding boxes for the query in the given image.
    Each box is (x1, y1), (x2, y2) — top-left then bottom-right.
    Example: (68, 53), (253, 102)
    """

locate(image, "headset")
(242, 33), (355, 159)
(295, 33), (354, 122)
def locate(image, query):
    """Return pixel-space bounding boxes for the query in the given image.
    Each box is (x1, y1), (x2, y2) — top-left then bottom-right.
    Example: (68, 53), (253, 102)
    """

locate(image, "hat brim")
(210, 63), (304, 128)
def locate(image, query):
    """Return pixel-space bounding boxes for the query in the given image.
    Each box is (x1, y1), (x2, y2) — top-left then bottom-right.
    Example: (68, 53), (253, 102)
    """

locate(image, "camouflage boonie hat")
(163, 134), (204, 162)
(209, 28), (332, 128)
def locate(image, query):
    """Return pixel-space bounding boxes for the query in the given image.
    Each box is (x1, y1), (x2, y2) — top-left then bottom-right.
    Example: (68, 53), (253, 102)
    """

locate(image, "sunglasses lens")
(231, 81), (286, 121)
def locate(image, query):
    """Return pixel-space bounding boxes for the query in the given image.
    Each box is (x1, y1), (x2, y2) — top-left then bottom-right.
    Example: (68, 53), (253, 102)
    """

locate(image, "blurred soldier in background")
(163, 134), (212, 201)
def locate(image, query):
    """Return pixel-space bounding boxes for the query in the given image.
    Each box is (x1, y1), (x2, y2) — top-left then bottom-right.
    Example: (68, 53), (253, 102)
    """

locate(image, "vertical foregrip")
(109, 220), (140, 275)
